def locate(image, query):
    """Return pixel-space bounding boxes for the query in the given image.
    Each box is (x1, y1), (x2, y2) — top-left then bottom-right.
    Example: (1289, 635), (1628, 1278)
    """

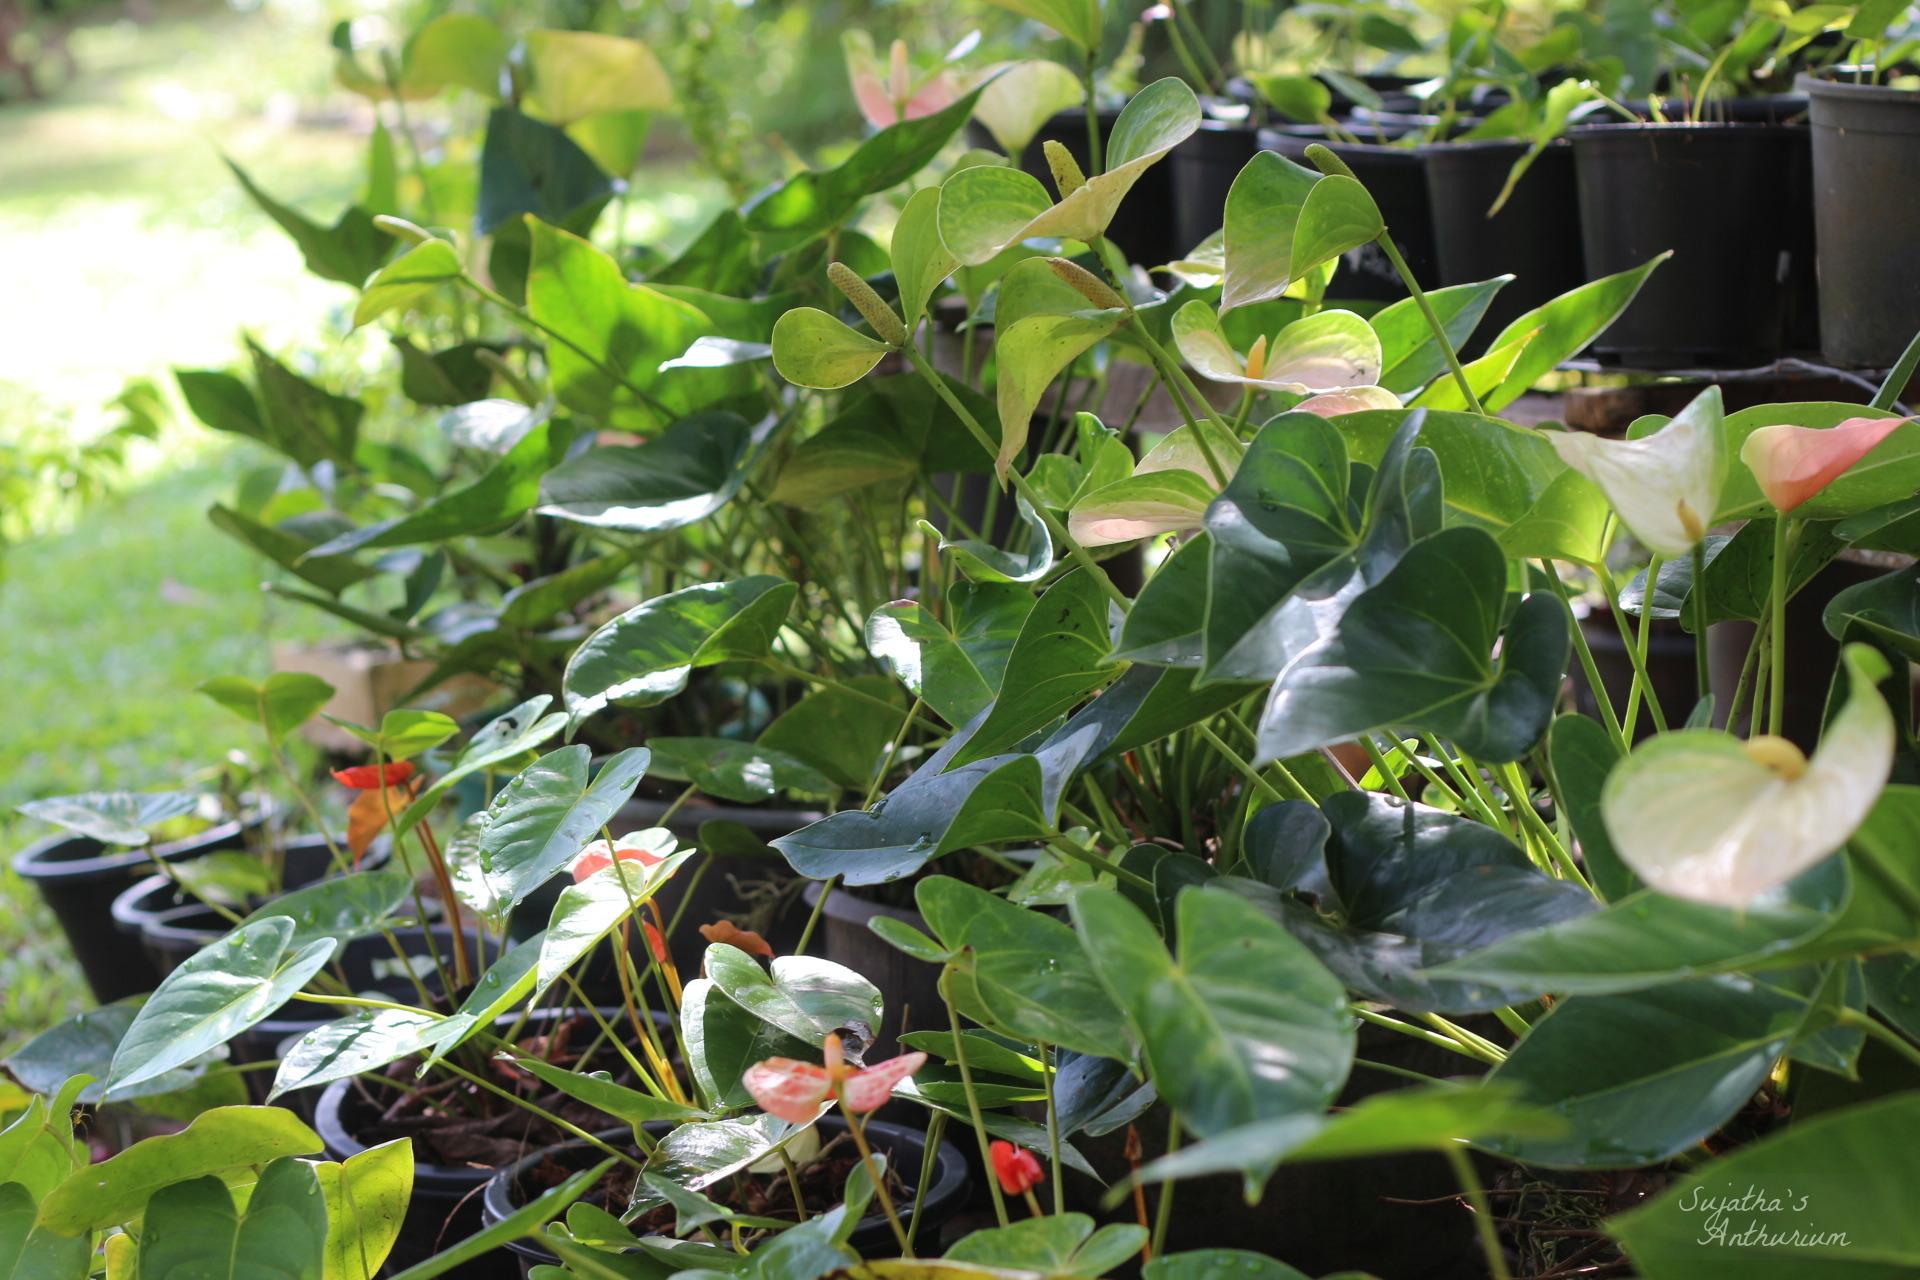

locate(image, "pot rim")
(1799, 68), (1920, 100)
(481, 1114), (970, 1264)
(12, 813), (263, 882)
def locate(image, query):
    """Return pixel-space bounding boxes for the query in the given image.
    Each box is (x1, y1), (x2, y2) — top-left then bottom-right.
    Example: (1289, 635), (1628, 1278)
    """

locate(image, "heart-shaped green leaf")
(563, 577), (797, 727)
(948, 569), (1114, 766)
(316, 1138), (413, 1280)
(892, 185), (958, 325)
(237, 868), (411, 950)
(537, 411), (766, 532)
(1221, 151), (1382, 311)
(1371, 278), (1506, 395)
(199, 672), (335, 743)
(946, 1214), (1146, 1277)
(971, 60), (1085, 155)
(521, 30), (672, 124)
(270, 1007), (450, 1102)
(980, 0), (1102, 50)
(139, 1157), (327, 1279)
(1071, 884), (1353, 1138)
(703, 945), (884, 1052)
(771, 307), (892, 389)
(464, 746), (651, 908)
(393, 696), (568, 839)
(678, 980), (819, 1112)
(353, 237), (464, 327)
(14, 790), (200, 846)
(989, 259), (1124, 479)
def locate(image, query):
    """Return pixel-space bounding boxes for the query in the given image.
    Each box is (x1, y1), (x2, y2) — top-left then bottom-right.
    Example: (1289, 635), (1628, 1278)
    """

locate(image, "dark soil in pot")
(314, 1005), (653, 1277)
(1172, 115), (1262, 257)
(1058, 1021), (1492, 1279)
(963, 106), (1179, 267)
(803, 880), (944, 1064)
(1804, 73), (1920, 368)
(1257, 125), (1440, 302)
(482, 1115), (970, 1274)
(1571, 121), (1818, 366)
(11, 810), (268, 1003)
(1422, 138), (1584, 348)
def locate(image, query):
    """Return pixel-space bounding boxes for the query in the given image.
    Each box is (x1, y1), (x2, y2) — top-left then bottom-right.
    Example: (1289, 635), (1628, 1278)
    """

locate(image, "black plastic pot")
(803, 881), (942, 1064)
(313, 1005), (639, 1277)
(963, 105), (1179, 267)
(1256, 125), (1440, 301)
(11, 813), (265, 1003)
(1421, 138), (1585, 347)
(481, 1115), (970, 1275)
(1172, 115), (1262, 256)
(1061, 1020), (1490, 1279)
(1571, 122), (1818, 366)
(1805, 74), (1920, 367)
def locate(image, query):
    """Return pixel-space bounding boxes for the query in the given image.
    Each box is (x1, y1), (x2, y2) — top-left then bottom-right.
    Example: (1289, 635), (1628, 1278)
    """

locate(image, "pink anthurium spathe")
(743, 1032), (927, 1123)
(1739, 415), (1913, 513)
(843, 32), (959, 129)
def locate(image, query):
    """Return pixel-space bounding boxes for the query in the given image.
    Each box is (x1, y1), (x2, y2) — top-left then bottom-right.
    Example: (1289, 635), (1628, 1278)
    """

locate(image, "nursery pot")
(1172, 115), (1263, 257)
(1804, 74), (1920, 368)
(481, 1115), (971, 1275)
(1421, 138), (1585, 346)
(11, 812), (265, 1003)
(1256, 125), (1440, 301)
(964, 106), (1179, 267)
(803, 880), (943, 1063)
(313, 1005), (641, 1277)
(1571, 122), (1818, 366)
(1061, 1020), (1490, 1279)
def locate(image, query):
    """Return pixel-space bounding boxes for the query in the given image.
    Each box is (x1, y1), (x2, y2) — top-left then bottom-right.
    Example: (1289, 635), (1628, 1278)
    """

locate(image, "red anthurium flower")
(742, 1032), (926, 1123)
(570, 836), (667, 884)
(1739, 416), (1913, 512)
(990, 1140), (1045, 1195)
(699, 919), (774, 959)
(641, 921), (669, 966)
(331, 761), (415, 790)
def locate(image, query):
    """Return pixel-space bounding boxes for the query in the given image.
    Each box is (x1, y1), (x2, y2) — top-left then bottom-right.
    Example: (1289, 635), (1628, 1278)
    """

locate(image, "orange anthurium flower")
(331, 761), (415, 789)
(570, 834), (669, 883)
(742, 1032), (927, 1123)
(700, 919), (774, 959)
(1739, 416), (1912, 513)
(990, 1140), (1045, 1194)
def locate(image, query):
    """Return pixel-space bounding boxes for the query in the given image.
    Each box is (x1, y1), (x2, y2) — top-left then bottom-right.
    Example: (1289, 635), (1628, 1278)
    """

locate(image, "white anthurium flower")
(1545, 385), (1727, 558)
(1601, 644), (1896, 907)
(1067, 420), (1242, 547)
(1171, 300), (1386, 398)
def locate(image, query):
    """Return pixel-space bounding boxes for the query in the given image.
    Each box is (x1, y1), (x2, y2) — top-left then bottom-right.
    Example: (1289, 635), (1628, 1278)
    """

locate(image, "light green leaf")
(13, 790), (199, 847)
(980, 0), (1102, 50)
(353, 238), (464, 328)
(1221, 151), (1382, 311)
(237, 868), (411, 950)
(892, 186), (958, 326)
(522, 30), (672, 124)
(771, 308), (891, 390)
(198, 673), (335, 743)
(316, 1138), (413, 1280)
(140, 1157), (327, 1280)
(1477, 253), (1668, 412)
(393, 697), (568, 839)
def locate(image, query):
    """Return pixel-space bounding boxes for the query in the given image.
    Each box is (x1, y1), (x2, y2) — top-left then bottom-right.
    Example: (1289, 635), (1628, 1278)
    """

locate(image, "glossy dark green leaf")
(1228, 793), (1597, 1013)
(394, 338), (497, 410)
(1433, 859), (1849, 995)
(563, 576), (796, 727)
(916, 876), (1129, 1058)
(743, 89), (984, 248)
(394, 696), (569, 838)
(245, 339), (364, 468)
(1623, 519), (1845, 627)
(227, 157), (392, 286)
(646, 738), (833, 804)
(465, 746), (650, 908)
(669, 973), (812, 1122)
(1483, 974), (1816, 1167)
(1824, 563), (1920, 661)
(4, 1000), (222, 1107)
(1707, 402), (1919, 522)
(701, 944), (883, 1052)
(757, 677), (904, 792)
(1610, 1091), (1920, 1277)
(477, 107), (613, 234)
(237, 868), (410, 949)
(865, 600), (1003, 727)
(948, 570), (1113, 766)
(106, 919), (338, 1098)
(537, 412), (765, 531)
(269, 1007), (450, 1101)
(1071, 884), (1353, 1138)
(1371, 279), (1506, 396)
(1255, 528), (1570, 764)
(208, 502), (379, 594)
(37, 1105), (323, 1233)
(140, 1157), (327, 1280)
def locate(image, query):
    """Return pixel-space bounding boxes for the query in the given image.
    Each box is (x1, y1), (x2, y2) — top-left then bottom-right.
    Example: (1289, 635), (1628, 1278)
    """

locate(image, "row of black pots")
(970, 86), (1920, 373)
(11, 810), (270, 1003)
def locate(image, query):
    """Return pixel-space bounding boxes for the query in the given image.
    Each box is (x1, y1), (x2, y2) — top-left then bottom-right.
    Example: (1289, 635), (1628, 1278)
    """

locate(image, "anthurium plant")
(12, 2), (1920, 1278)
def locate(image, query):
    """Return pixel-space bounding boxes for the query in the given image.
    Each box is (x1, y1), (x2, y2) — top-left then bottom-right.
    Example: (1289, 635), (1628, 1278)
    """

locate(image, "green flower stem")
(1422, 1013), (1508, 1063)
(289, 991), (436, 1015)
(1835, 1007), (1920, 1070)
(1498, 763), (1593, 894)
(794, 875), (836, 957)
(1769, 516), (1792, 737)
(1151, 1113), (1181, 1258)
(1692, 540), (1712, 705)
(1045, 835), (1156, 893)
(1195, 723), (1310, 804)
(1358, 736), (1411, 801)
(1351, 1005), (1501, 1064)
(1621, 554), (1662, 739)
(905, 1110), (947, 1252)
(559, 972), (667, 1101)
(843, 1104), (913, 1255)
(1537, 561), (1628, 751)
(1384, 738), (1469, 811)
(1041, 1043), (1065, 1215)
(1444, 1143), (1514, 1280)
(1376, 233), (1485, 416)
(863, 697), (923, 809)
(902, 344), (1130, 609)
(1593, 562), (1667, 736)
(1491, 1005), (1532, 1037)
(943, 974), (1011, 1227)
